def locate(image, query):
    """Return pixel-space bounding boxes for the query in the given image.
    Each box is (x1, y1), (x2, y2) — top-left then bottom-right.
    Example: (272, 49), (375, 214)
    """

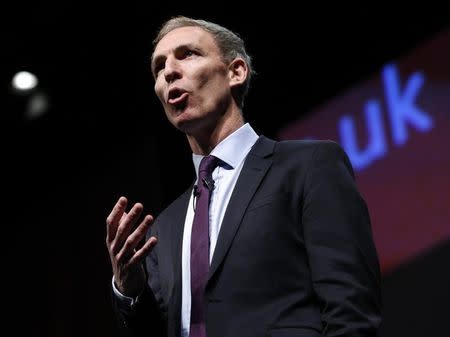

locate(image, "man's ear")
(228, 58), (248, 89)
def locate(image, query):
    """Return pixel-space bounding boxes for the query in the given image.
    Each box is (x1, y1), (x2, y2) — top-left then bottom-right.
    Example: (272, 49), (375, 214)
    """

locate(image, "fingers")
(106, 197), (157, 273)
(128, 236), (158, 266)
(106, 196), (128, 243)
(115, 215), (155, 264)
(111, 202), (144, 254)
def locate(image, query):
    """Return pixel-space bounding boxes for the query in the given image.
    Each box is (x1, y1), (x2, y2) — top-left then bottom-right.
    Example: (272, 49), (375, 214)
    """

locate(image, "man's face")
(152, 26), (232, 133)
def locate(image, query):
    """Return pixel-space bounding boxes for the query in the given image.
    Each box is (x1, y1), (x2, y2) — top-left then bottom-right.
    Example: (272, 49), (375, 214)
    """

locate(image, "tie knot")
(198, 155), (219, 178)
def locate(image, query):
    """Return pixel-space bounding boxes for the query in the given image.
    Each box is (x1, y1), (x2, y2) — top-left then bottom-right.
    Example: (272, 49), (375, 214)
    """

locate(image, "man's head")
(153, 16), (254, 108)
(151, 16), (253, 135)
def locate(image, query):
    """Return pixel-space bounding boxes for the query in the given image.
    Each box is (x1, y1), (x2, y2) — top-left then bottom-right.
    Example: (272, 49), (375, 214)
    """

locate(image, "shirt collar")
(192, 123), (259, 178)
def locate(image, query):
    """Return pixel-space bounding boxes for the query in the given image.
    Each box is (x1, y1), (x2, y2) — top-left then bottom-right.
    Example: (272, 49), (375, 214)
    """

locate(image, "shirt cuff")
(112, 276), (139, 309)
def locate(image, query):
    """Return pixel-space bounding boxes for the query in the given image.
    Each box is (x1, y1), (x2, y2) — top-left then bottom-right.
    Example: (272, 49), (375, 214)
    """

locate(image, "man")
(106, 16), (382, 337)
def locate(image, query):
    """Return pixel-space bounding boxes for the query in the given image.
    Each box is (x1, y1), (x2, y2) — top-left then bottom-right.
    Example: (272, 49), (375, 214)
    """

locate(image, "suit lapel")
(169, 187), (192, 284)
(208, 136), (276, 283)
(166, 187), (192, 337)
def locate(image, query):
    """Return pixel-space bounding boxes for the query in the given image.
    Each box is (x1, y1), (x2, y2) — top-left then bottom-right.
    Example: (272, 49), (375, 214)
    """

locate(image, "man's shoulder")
(258, 136), (344, 157)
(253, 136), (352, 173)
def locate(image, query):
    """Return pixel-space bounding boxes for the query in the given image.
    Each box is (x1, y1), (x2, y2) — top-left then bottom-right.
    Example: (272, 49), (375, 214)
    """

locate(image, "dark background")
(2, 2), (449, 336)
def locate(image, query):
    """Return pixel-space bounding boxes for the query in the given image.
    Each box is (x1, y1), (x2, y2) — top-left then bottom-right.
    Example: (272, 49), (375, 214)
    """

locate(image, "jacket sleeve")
(111, 221), (167, 337)
(302, 141), (382, 337)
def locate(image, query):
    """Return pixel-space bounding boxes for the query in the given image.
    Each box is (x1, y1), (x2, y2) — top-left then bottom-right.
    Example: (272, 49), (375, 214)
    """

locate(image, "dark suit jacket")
(113, 136), (382, 337)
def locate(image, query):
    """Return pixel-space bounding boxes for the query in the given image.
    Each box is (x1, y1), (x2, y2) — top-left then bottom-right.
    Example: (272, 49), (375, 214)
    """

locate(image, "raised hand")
(106, 196), (157, 297)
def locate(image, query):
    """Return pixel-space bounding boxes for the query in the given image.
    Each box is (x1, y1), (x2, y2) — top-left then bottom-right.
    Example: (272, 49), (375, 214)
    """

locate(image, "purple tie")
(190, 155), (219, 337)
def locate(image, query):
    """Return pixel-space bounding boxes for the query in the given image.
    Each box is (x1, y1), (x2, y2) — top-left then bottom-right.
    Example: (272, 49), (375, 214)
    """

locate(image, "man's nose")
(164, 56), (182, 83)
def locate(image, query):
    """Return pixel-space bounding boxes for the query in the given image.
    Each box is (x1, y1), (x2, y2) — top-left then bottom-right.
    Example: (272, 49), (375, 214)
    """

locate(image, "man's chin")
(167, 108), (212, 134)
(166, 107), (188, 125)
(172, 115), (207, 135)
(173, 118), (197, 133)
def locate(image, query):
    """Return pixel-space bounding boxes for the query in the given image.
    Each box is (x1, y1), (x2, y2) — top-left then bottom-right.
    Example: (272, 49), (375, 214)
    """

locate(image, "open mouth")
(168, 88), (189, 107)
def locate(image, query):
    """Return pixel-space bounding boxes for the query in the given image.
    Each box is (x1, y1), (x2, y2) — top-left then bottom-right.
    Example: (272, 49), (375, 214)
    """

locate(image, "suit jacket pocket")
(266, 327), (323, 337)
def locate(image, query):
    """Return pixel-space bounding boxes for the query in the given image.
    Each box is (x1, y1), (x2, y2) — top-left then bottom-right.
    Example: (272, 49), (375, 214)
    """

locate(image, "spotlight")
(12, 71), (38, 93)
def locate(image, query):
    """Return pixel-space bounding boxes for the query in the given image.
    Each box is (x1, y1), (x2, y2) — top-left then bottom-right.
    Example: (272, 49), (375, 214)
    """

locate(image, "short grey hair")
(153, 16), (255, 108)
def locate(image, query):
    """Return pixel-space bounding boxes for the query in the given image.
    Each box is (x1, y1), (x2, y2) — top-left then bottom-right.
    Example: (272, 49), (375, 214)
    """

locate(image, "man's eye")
(184, 50), (195, 57)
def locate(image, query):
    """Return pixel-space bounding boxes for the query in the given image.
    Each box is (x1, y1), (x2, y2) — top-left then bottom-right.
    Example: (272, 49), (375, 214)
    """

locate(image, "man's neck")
(186, 111), (244, 155)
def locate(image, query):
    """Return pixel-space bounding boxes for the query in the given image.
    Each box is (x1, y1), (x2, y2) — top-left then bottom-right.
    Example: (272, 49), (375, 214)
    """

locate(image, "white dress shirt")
(113, 123), (259, 337)
(181, 123), (258, 336)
